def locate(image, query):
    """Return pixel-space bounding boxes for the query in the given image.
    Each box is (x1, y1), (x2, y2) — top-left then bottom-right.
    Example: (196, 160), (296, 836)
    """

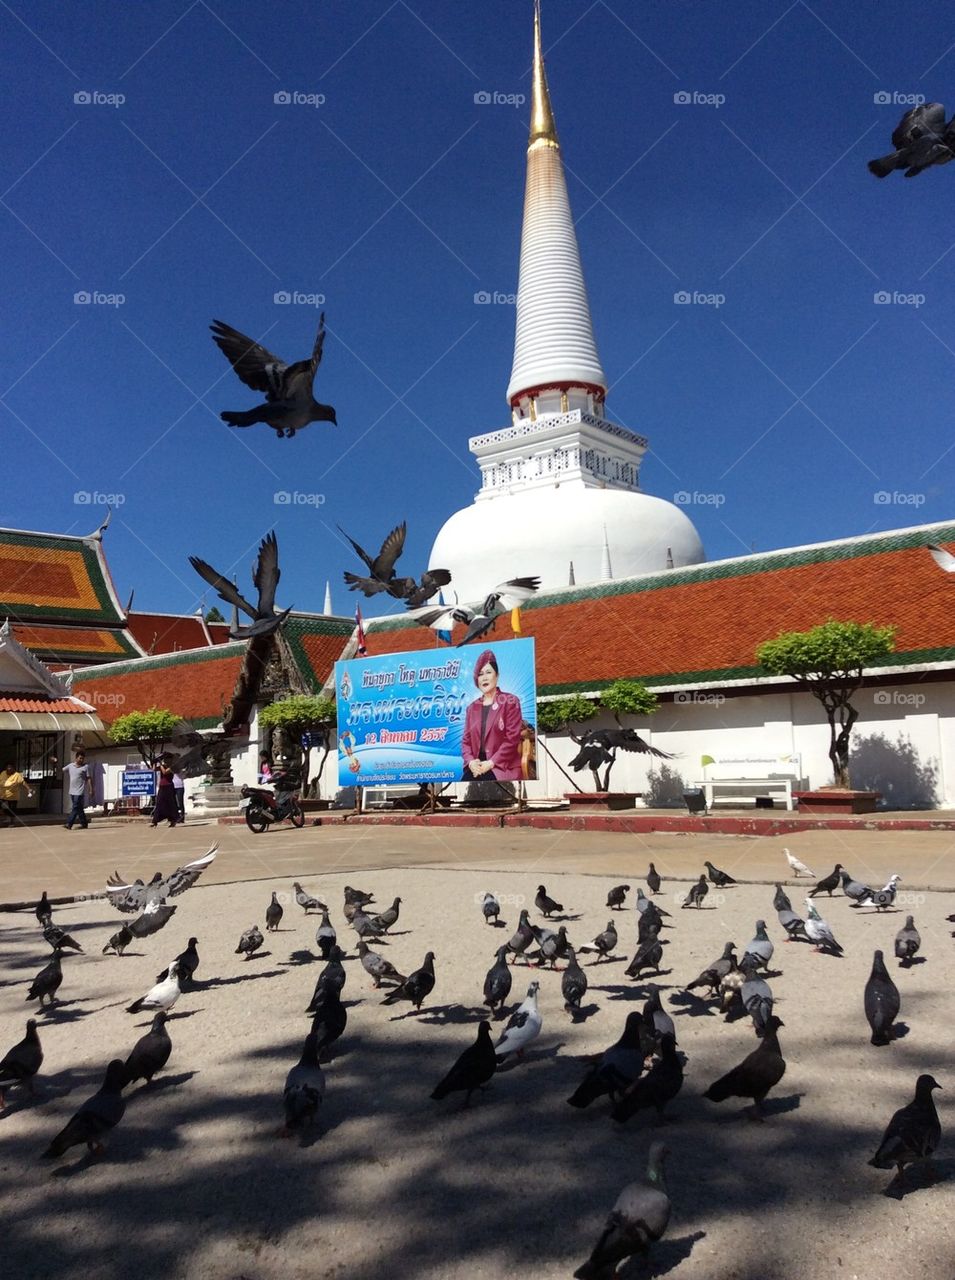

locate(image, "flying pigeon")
(784, 848), (815, 878)
(495, 981), (542, 1062)
(339, 520), (451, 606)
(481, 892), (501, 925)
(895, 915), (921, 966)
(211, 313), (336, 437)
(574, 1142), (670, 1278)
(927, 542), (955, 573)
(742, 920), (774, 971)
(127, 905), (178, 940)
(235, 925), (264, 961)
(0, 1019), (43, 1107)
(309, 986), (347, 1059)
(123, 1011), (172, 1086)
(804, 900), (844, 956)
(26, 948), (64, 1007)
(864, 949), (901, 1046)
(869, 1074), (943, 1185)
(190, 534), (291, 640)
(265, 892), (284, 932)
(567, 1012), (645, 1109)
(808, 864), (843, 897)
(42, 1060), (127, 1160)
(561, 948), (588, 1016)
(704, 860), (736, 887)
(611, 1035), (684, 1124)
(869, 103), (955, 178)
(431, 1021), (497, 1107)
(579, 921), (618, 963)
(106, 845), (218, 915)
(281, 1031), (326, 1136)
(127, 963), (181, 1015)
(315, 910), (337, 959)
(293, 883), (326, 915)
(862, 873), (901, 911)
(483, 946), (513, 1016)
(646, 863), (662, 895)
(682, 876), (708, 908)
(157, 938), (200, 988)
(103, 924), (134, 957)
(356, 940), (405, 989)
(418, 577), (541, 646)
(606, 884), (630, 910)
(704, 1015), (786, 1119)
(568, 728), (673, 775)
(381, 951), (435, 1011)
(535, 884), (564, 918)
(40, 919), (83, 953)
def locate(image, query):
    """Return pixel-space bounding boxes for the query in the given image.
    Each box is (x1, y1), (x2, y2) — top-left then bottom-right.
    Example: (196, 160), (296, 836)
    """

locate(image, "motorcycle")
(240, 772), (305, 833)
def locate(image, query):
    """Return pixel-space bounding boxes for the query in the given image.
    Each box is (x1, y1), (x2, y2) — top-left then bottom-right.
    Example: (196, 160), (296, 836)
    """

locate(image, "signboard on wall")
(334, 638), (537, 787)
(121, 769), (156, 796)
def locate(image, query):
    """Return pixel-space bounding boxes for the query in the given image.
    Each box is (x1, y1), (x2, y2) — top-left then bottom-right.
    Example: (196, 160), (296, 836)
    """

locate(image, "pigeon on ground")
(682, 876), (708, 909)
(281, 1031), (326, 1135)
(105, 846), (218, 915)
(309, 986), (347, 1057)
(776, 899), (810, 944)
(626, 930), (664, 979)
(123, 1011), (172, 1086)
(772, 881), (792, 915)
(612, 1035), (684, 1124)
(865, 950), (901, 1046)
(530, 924), (571, 969)
(235, 925), (264, 960)
(506, 909), (535, 965)
(419, 578), (541, 646)
(266, 892), (284, 932)
(574, 1142), (670, 1278)
(784, 848), (815, 878)
(606, 885), (630, 910)
(868, 102), (955, 179)
(535, 885), (564, 918)
(481, 892), (500, 925)
(103, 924), (134, 956)
(869, 1074), (943, 1184)
(863, 874), (901, 911)
(739, 956), (774, 1035)
(369, 897), (401, 932)
(719, 960), (744, 1018)
(157, 938), (200, 988)
(809, 864), (843, 897)
(686, 942), (737, 996)
(307, 947), (347, 1006)
(35, 891), (53, 924)
(0, 1019), (43, 1107)
(210, 314), (336, 437)
(580, 921), (618, 963)
(742, 920), (774, 971)
(382, 952), (435, 1011)
(646, 864), (661, 895)
(26, 948), (64, 1007)
(343, 886), (375, 906)
(562, 948), (588, 1016)
(42, 1060), (127, 1160)
(804, 900), (844, 956)
(704, 1015), (786, 1119)
(638, 903), (667, 941)
(351, 909), (387, 940)
(293, 882), (326, 914)
(567, 1012), (645, 1109)
(40, 918), (83, 953)
(840, 869), (872, 907)
(483, 946), (513, 1016)
(704, 861), (736, 887)
(431, 1021), (497, 1106)
(315, 910), (337, 959)
(642, 987), (676, 1049)
(342, 901), (360, 924)
(356, 940), (405, 989)
(495, 981), (542, 1062)
(635, 888), (670, 919)
(127, 963), (181, 1015)
(895, 915), (921, 967)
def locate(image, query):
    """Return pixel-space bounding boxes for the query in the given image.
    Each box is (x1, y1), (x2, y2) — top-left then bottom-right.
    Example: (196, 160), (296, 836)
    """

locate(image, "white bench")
(691, 777), (795, 811)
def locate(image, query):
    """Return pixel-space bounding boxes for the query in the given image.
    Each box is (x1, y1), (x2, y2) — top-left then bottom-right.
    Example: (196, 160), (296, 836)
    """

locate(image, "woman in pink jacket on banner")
(461, 649), (525, 782)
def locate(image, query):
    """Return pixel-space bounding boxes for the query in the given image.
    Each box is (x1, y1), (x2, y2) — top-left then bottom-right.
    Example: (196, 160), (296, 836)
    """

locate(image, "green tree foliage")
(537, 680), (661, 791)
(600, 679), (659, 722)
(109, 707), (181, 766)
(205, 606), (225, 623)
(757, 619), (896, 787)
(259, 696), (337, 796)
(536, 694), (597, 734)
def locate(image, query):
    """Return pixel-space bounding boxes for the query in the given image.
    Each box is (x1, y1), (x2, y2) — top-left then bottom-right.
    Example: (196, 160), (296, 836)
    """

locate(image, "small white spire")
(568, 560), (576, 586)
(666, 546), (674, 568)
(323, 580), (333, 615)
(600, 526), (613, 581)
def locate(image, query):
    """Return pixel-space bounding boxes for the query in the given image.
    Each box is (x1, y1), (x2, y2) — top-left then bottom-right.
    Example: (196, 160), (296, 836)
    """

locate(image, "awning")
(0, 710), (106, 732)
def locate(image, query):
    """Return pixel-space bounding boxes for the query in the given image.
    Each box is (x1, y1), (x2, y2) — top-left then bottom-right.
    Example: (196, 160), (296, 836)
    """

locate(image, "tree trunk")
(600, 753), (616, 793)
(819, 692), (859, 788)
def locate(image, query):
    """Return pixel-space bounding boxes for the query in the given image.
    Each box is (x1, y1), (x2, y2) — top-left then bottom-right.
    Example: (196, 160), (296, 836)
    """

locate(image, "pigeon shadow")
(889, 1021), (911, 1042)
(201, 969), (287, 989)
(566, 1001), (601, 1023)
(416, 1003), (487, 1026)
(899, 956), (927, 968)
(129, 1070), (197, 1097)
(235, 950), (272, 962)
(761, 1092), (803, 1117)
(279, 950), (318, 967)
(879, 1157), (953, 1199)
(592, 983), (646, 1002)
(638, 1229), (708, 1277)
(668, 991), (718, 1017)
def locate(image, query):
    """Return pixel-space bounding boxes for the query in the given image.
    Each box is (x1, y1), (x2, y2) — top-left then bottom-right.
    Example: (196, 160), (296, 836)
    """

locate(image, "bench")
(690, 777), (796, 811)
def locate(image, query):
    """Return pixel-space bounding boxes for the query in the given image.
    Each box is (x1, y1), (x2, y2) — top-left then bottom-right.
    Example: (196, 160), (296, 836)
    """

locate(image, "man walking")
(63, 750), (94, 830)
(172, 766), (186, 823)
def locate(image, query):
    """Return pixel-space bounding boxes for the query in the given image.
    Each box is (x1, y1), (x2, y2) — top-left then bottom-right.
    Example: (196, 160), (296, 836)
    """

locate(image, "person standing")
(150, 754), (180, 828)
(172, 767), (186, 823)
(0, 761), (34, 826)
(63, 751), (93, 830)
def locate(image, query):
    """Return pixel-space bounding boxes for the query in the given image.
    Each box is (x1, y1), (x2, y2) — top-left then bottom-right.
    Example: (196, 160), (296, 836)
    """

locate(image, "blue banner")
(335, 638), (537, 786)
(122, 769), (156, 796)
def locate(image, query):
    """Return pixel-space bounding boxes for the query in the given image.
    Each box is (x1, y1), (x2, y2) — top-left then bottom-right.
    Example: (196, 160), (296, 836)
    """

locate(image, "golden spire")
(529, 0), (559, 150)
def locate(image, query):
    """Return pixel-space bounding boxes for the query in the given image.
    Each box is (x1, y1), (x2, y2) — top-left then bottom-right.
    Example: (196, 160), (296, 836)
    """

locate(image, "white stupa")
(429, 1), (704, 600)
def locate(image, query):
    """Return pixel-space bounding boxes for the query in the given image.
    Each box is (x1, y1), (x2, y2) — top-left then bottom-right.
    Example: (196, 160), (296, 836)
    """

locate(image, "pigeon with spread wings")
(106, 846), (217, 935)
(210, 314), (336, 438)
(189, 532), (291, 640)
(340, 521), (451, 607)
(869, 103), (955, 179)
(568, 728), (673, 791)
(419, 577), (540, 645)
(928, 542), (955, 573)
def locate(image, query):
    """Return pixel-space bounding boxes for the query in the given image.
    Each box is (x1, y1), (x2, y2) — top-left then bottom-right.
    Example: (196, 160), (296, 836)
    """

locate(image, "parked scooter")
(240, 770), (305, 833)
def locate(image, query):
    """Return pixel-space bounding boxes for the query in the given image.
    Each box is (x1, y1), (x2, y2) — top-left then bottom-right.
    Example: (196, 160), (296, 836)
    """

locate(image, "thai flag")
(355, 604), (367, 656)
(436, 592), (452, 646)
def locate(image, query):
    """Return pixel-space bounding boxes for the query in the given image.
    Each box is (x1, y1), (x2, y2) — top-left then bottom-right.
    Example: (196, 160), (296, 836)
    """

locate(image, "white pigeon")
(494, 980), (542, 1062)
(127, 963), (181, 1014)
(803, 900), (844, 956)
(927, 543), (955, 573)
(784, 848), (815, 878)
(862, 873), (901, 910)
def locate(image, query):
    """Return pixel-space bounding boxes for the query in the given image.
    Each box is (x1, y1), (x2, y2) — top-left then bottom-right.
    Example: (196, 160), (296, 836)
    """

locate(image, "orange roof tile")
(70, 644), (247, 728)
(126, 612), (231, 655)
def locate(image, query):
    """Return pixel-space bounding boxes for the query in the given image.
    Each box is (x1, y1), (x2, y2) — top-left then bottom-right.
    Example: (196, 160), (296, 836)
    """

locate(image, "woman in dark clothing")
(151, 755), (180, 828)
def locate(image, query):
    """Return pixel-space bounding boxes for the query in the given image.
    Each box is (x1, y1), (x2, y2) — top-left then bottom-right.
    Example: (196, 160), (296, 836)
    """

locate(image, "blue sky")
(2, 0), (953, 619)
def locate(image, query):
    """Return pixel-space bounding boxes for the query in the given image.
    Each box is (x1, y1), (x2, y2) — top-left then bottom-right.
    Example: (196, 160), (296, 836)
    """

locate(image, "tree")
(109, 707), (182, 766)
(756, 619), (896, 788)
(537, 680), (661, 792)
(205, 606), (225, 624)
(258, 695), (337, 798)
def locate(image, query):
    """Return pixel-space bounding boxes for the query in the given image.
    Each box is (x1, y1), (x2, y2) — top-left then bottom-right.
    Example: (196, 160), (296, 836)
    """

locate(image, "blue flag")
(436, 591), (452, 646)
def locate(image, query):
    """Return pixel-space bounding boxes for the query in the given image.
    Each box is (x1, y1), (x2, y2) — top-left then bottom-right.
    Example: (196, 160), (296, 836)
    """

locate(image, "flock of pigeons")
(1, 843), (946, 1276)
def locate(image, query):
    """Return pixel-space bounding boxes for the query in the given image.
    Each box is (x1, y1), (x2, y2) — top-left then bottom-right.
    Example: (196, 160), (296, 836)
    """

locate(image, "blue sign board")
(122, 769), (156, 796)
(334, 638), (537, 787)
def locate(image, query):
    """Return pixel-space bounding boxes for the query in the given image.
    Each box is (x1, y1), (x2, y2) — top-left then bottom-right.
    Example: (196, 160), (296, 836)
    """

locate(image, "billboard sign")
(121, 769), (156, 796)
(335, 638), (537, 787)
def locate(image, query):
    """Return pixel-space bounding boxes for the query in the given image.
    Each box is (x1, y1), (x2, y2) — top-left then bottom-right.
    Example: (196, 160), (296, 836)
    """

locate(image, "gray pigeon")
(0, 1019), (43, 1107)
(840, 870), (872, 907)
(26, 948), (64, 1007)
(776, 900), (810, 944)
(894, 915), (921, 967)
(42, 1060), (127, 1159)
(356, 940), (405, 989)
(682, 876), (708, 908)
(567, 1012), (645, 1108)
(481, 892), (501, 925)
(580, 921), (618, 963)
(281, 1031), (325, 1135)
(309, 987), (347, 1058)
(235, 925), (264, 960)
(211, 314), (336, 437)
(351, 909), (387, 940)
(625, 931), (663, 979)
(574, 1142), (670, 1278)
(869, 103), (955, 178)
(266, 892), (284, 932)
(686, 942), (736, 996)
(646, 864), (661, 895)
(864, 950), (900, 1046)
(189, 535), (291, 640)
(419, 578), (541, 646)
(506, 909), (534, 965)
(381, 952), (435, 1010)
(40, 919), (83, 953)
(704, 860), (736, 887)
(561, 948), (588, 1015)
(742, 920), (774, 971)
(869, 1074), (943, 1184)
(772, 883), (793, 913)
(369, 897), (401, 932)
(315, 910), (337, 959)
(103, 924), (134, 956)
(307, 947), (347, 1006)
(123, 1011), (172, 1086)
(535, 884), (564, 918)
(739, 956), (774, 1035)
(293, 882), (326, 914)
(804, 901), (844, 957)
(635, 887), (670, 918)
(483, 946), (512, 1016)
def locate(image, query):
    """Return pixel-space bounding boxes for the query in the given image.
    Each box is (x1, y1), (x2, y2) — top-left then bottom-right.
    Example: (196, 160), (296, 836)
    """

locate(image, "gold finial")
(529, 0), (559, 150)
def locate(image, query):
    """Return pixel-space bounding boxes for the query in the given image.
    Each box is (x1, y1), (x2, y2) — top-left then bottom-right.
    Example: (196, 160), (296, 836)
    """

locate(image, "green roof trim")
(70, 640), (248, 681)
(283, 616), (356, 693)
